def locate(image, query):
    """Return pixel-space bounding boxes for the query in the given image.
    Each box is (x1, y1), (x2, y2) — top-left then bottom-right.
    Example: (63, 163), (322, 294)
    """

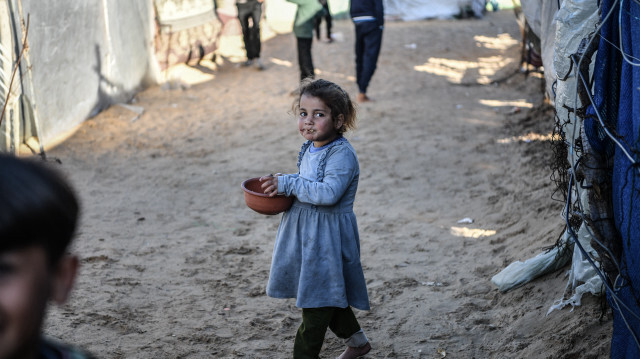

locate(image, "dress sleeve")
(277, 173), (298, 194)
(278, 146), (357, 206)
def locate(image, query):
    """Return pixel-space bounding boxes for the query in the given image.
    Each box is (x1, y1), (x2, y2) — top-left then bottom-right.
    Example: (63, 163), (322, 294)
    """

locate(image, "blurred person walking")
(287, 0), (324, 82)
(315, 0), (333, 42)
(350, 0), (383, 102)
(236, 0), (265, 69)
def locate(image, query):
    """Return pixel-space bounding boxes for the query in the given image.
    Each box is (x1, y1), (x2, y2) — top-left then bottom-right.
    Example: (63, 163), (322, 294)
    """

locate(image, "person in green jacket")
(287, 0), (324, 81)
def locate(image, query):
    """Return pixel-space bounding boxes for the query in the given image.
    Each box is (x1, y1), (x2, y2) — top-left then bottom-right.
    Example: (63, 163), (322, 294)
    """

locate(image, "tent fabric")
(571, 0), (640, 355)
(584, 0), (619, 162)
(519, 0), (558, 102)
(492, 1), (640, 354)
(384, 0), (470, 21)
(608, 0), (640, 357)
(502, 0), (640, 354)
(0, 0), (228, 153)
(154, 0), (223, 70)
(0, 0), (160, 151)
(0, 0), (20, 153)
(545, 0), (604, 312)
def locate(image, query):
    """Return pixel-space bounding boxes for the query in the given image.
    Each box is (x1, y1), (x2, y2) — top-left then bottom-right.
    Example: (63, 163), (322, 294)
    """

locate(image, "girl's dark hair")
(293, 79), (357, 134)
(0, 154), (79, 265)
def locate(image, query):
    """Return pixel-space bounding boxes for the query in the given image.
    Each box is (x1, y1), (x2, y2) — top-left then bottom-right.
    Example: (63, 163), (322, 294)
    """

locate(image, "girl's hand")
(259, 174), (279, 197)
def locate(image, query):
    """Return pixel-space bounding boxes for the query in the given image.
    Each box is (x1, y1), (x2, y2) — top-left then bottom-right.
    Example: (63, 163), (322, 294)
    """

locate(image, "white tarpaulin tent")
(491, 0), (605, 313)
(0, 0), (159, 153)
(384, 0), (474, 21)
(0, 0), (227, 154)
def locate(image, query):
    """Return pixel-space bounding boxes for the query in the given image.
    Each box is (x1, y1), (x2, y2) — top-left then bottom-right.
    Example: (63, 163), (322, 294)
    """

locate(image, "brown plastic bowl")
(241, 177), (293, 215)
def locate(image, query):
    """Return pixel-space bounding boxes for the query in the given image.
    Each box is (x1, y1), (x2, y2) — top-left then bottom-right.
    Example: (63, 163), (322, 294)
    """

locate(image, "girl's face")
(298, 94), (344, 147)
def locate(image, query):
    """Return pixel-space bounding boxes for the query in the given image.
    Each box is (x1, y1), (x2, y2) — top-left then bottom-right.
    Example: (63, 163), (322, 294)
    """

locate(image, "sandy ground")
(44, 10), (612, 358)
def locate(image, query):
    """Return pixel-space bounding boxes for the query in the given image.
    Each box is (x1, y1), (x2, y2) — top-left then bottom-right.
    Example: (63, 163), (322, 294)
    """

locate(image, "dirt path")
(45, 11), (611, 358)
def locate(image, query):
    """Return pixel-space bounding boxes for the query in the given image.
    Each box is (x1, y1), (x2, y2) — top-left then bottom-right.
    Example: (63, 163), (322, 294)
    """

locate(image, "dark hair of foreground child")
(0, 154), (94, 359)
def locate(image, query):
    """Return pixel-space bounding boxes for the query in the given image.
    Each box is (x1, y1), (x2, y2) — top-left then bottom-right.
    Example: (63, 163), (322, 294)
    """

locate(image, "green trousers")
(293, 307), (361, 359)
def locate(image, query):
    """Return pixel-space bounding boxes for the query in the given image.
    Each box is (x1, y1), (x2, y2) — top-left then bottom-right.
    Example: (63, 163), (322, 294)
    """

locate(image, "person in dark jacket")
(350, 0), (384, 102)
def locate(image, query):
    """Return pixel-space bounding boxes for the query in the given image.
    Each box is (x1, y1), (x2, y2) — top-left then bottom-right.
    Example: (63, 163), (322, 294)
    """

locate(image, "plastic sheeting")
(491, 0), (604, 305)
(384, 0), (471, 21)
(0, 0), (159, 152)
(154, 0), (222, 69)
(607, 0), (640, 356)
(0, 0), (231, 153)
(491, 238), (571, 292)
(548, 0), (604, 314)
(519, 0), (558, 102)
(547, 225), (603, 314)
(505, 0), (640, 354)
(23, 0), (159, 145)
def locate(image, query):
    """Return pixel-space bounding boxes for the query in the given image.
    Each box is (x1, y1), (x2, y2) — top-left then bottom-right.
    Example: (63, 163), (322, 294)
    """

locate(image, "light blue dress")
(267, 137), (370, 311)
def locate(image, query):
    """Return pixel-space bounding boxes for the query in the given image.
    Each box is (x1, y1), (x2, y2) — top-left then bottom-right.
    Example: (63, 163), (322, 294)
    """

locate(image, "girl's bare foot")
(337, 342), (371, 359)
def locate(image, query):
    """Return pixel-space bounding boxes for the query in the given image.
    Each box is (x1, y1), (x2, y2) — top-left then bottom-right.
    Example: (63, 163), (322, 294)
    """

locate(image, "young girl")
(260, 79), (371, 359)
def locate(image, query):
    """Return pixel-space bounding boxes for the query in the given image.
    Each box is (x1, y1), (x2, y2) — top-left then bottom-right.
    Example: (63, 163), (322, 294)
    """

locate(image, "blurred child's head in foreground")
(0, 154), (80, 359)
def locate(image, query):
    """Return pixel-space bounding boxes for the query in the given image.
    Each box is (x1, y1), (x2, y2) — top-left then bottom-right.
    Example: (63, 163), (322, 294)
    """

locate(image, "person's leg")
(328, 306), (361, 339)
(236, 3), (253, 64)
(315, 16), (322, 40)
(248, 1), (262, 60)
(354, 23), (366, 92)
(329, 307), (371, 359)
(357, 23), (383, 97)
(297, 37), (314, 81)
(293, 308), (334, 359)
(324, 4), (332, 41)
